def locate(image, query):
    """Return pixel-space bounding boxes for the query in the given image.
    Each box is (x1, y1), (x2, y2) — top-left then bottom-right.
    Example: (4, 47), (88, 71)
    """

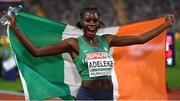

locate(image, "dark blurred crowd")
(125, 0), (180, 32)
(0, 0), (179, 79)
(23, 0), (119, 27)
(0, 0), (180, 36)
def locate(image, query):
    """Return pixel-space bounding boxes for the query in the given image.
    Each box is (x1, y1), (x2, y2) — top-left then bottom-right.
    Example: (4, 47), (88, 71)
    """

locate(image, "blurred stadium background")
(0, 0), (180, 100)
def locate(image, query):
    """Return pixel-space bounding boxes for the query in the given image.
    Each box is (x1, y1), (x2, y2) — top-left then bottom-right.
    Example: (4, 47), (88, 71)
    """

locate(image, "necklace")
(82, 36), (98, 47)
(90, 40), (93, 44)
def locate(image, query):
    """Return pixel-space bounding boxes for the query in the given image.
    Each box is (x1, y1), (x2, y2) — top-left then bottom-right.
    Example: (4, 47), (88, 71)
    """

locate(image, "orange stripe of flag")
(113, 17), (167, 100)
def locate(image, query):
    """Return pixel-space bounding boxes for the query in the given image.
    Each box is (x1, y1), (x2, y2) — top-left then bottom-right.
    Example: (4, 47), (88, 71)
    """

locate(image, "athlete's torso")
(73, 35), (114, 89)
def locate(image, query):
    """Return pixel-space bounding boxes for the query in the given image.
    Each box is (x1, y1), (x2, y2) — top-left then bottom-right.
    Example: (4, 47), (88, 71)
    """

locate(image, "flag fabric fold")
(7, 11), (167, 100)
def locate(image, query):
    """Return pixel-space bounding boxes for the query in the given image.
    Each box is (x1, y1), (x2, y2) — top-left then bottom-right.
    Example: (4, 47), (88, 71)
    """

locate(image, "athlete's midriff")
(82, 79), (113, 89)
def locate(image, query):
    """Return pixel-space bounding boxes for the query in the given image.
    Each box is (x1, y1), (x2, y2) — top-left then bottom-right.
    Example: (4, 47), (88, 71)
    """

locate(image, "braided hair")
(76, 7), (105, 29)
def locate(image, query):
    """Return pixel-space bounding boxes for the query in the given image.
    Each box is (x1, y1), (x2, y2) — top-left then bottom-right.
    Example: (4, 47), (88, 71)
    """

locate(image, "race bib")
(86, 52), (114, 77)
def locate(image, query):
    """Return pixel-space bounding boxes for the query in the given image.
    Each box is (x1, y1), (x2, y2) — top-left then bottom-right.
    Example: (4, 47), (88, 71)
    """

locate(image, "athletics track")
(0, 89), (180, 100)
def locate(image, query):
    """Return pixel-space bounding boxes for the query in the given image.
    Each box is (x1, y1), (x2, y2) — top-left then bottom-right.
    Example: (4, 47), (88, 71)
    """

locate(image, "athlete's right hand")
(2, 9), (17, 28)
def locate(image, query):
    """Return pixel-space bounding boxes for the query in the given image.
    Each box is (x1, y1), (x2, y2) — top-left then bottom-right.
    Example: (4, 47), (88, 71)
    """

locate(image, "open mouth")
(88, 30), (95, 33)
(87, 27), (96, 35)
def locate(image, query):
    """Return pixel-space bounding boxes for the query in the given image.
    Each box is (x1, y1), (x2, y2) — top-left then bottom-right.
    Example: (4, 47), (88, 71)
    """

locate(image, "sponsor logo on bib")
(86, 52), (114, 77)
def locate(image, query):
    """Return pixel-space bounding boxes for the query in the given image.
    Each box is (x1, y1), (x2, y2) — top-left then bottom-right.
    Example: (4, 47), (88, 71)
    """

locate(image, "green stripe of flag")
(8, 11), (75, 100)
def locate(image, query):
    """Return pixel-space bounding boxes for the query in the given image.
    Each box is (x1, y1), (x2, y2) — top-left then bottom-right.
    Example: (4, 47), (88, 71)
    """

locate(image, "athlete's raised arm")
(9, 16), (78, 57)
(103, 14), (174, 47)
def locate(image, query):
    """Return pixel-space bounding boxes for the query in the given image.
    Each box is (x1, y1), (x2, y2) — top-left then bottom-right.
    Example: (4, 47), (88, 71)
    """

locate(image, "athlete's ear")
(99, 21), (105, 28)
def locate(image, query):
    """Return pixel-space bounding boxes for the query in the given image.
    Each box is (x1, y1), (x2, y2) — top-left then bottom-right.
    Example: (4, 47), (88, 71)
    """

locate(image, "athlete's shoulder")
(61, 37), (79, 53)
(101, 34), (114, 45)
(64, 37), (78, 45)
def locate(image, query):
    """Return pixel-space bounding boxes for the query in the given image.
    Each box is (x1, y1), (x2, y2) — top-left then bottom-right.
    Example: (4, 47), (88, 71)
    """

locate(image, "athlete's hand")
(165, 14), (175, 26)
(2, 9), (17, 28)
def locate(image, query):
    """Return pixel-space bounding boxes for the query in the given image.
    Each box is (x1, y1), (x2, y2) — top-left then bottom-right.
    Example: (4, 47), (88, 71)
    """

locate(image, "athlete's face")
(81, 11), (100, 38)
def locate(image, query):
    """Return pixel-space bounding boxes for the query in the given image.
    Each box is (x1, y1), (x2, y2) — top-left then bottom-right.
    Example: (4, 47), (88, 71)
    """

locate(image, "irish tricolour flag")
(7, 11), (167, 100)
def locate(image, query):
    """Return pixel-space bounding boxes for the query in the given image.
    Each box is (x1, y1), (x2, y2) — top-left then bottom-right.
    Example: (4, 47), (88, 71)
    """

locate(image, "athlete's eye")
(85, 19), (91, 23)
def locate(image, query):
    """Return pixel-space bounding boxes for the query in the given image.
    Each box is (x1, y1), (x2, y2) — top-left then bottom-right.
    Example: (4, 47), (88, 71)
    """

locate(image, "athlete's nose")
(89, 20), (95, 26)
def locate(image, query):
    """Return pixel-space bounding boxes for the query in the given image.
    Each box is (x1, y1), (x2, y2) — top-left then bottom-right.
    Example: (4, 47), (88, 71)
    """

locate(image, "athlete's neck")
(82, 35), (99, 47)
(83, 35), (96, 44)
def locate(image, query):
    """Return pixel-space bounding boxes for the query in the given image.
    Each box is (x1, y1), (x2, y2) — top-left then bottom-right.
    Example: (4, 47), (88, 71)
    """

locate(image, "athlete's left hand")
(165, 14), (175, 26)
